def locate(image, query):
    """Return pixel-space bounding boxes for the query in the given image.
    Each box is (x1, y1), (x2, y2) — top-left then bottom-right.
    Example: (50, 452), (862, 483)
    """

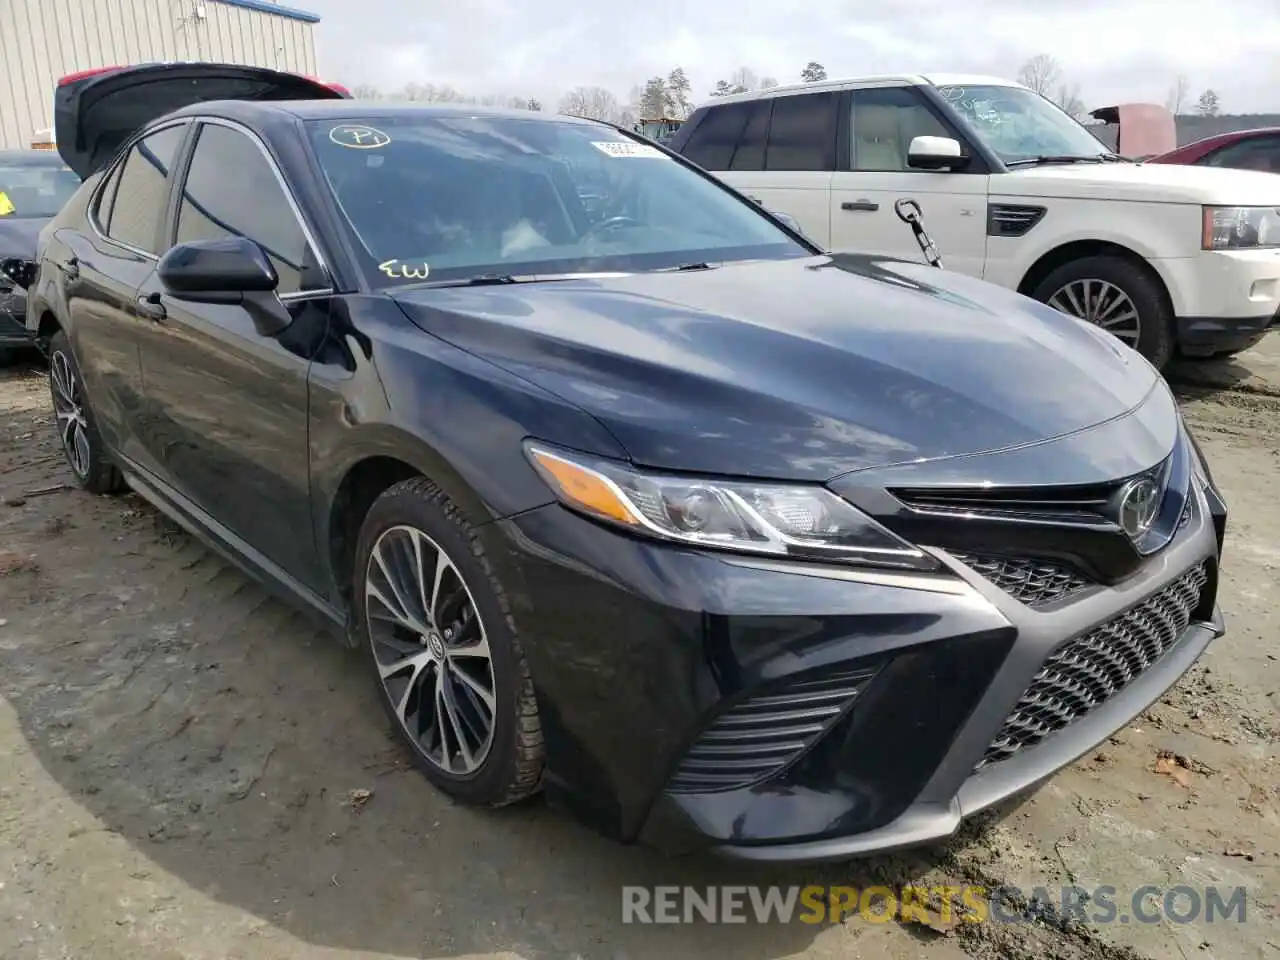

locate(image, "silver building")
(1, 0), (322, 149)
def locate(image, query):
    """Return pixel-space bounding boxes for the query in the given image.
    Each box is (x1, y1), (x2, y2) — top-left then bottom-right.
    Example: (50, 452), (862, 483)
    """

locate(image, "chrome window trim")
(179, 116), (335, 295)
(87, 118), (193, 262)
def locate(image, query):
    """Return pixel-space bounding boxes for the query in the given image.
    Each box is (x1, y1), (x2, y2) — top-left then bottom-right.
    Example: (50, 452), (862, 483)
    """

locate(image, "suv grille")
(666, 667), (876, 793)
(977, 562), (1209, 770)
(954, 552), (1092, 607)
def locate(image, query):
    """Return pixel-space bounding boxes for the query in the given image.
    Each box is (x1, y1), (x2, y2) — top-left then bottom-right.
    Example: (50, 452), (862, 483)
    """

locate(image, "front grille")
(977, 562), (1209, 770)
(954, 552), (1092, 607)
(666, 667), (876, 793)
(891, 483), (1117, 525)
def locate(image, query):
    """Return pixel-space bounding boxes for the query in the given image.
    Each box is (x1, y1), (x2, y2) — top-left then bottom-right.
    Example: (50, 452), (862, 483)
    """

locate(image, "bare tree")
(1017, 54), (1062, 96)
(1165, 74), (1190, 116)
(1055, 82), (1087, 120)
(759, 76), (779, 90)
(559, 86), (622, 123)
(349, 83), (381, 100)
(1196, 89), (1221, 117)
(729, 67), (759, 94)
(801, 61), (827, 82)
(526, 98), (543, 111)
(709, 79), (733, 97)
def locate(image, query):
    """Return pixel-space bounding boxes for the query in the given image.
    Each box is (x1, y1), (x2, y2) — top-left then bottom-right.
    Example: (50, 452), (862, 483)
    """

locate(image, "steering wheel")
(584, 215), (642, 241)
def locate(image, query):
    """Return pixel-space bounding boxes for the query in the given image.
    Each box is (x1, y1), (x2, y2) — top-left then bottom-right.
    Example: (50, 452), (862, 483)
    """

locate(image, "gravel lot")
(1, 338), (1277, 960)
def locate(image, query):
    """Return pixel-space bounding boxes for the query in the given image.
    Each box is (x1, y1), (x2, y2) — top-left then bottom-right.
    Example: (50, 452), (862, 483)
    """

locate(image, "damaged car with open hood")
(6, 62), (1228, 862)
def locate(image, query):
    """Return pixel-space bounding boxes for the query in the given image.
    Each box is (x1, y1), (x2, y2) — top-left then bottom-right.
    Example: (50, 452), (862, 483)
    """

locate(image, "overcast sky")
(301, 0), (1280, 114)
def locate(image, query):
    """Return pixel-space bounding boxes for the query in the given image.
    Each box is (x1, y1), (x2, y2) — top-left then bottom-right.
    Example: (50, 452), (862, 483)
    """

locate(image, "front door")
(830, 86), (990, 278)
(136, 119), (333, 591)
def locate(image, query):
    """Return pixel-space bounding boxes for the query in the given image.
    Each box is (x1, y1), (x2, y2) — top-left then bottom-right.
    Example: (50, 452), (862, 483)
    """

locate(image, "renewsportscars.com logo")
(621, 884), (1250, 926)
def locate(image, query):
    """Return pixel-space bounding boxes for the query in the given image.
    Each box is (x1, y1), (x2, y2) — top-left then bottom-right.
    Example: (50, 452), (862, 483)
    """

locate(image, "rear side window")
(101, 124), (186, 254)
(680, 101), (751, 170)
(764, 92), (836, 171)
(730, 100), (771, 171)
(175, 123), (321, 295)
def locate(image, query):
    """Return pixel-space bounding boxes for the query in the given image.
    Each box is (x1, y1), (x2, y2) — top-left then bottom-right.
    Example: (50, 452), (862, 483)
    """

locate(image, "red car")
(1150, 128), (1280, 172)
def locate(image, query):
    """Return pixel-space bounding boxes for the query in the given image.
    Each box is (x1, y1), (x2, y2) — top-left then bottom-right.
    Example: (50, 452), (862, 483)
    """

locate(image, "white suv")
(668, 73), (1280, 368)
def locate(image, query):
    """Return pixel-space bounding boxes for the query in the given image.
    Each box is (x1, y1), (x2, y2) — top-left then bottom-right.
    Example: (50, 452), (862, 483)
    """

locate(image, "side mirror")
(158, 236), (278, 296)
(907, 135), (967, 171)
(158, 237), (291, 337)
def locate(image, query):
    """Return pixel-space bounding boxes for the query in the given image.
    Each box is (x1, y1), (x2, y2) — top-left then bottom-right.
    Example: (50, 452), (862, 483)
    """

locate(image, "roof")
(696, 72), (1024, 107)
(169, 99), (603, 124)
(213, 0), (320, 24)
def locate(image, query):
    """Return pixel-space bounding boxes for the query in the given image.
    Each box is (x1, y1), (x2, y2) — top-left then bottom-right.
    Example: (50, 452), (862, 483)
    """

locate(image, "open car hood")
(55, 62), (348, 179)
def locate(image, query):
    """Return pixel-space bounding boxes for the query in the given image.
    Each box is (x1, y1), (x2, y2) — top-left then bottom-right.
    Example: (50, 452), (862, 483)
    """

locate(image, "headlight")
(1201, 206), (1280, 250)
(525, 442), (937, 571)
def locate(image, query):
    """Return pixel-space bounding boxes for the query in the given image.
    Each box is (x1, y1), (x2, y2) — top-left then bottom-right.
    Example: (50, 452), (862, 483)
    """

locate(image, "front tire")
(1031, 255), (1175, 369)
(353, 476), (544, 807)
(47, 330), (125, 494)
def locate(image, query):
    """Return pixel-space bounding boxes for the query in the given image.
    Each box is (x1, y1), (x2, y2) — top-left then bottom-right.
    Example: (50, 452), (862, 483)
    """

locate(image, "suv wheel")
(1031, 255), (1175, 369)
(353, 477), (544, 807)
(47, 330), (125, 494)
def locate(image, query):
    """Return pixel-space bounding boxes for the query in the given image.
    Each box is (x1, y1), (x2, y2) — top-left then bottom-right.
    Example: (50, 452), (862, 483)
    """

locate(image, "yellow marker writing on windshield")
(0, 192), (14, 216)
(378, 259), (430, 280)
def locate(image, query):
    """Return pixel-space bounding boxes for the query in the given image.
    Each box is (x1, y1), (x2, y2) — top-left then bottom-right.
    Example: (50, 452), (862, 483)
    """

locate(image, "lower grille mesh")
(667, 667), (876, 793)
(954, 553), (1092, 607)
(977, 563), (1209, 770)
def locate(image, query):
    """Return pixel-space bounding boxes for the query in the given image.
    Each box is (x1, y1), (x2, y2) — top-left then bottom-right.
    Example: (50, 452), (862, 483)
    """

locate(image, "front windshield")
(933, 84), (1110, 163)
(0, 158), (80, 218)
(306, 115), (807, 285)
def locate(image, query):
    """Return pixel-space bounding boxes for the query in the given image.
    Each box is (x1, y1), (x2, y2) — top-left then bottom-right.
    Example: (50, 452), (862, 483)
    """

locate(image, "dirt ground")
(1, 338), (1277, 960)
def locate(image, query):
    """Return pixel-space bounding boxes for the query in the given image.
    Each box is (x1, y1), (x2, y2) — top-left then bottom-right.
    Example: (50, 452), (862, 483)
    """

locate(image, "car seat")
(854, 104), (904, 170)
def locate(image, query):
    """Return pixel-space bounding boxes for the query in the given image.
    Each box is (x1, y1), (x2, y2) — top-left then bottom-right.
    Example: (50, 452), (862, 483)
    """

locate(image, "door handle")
(136, 293), (166, 322)
(841, 200), (880, 212)
(56, 257), (79, 279)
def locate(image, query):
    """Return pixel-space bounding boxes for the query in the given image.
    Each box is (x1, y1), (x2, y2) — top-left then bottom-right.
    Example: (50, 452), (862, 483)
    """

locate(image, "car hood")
(0, 217), (45, 257)
(997, 161), (1280, 204)
(391, 254), (1159, 481)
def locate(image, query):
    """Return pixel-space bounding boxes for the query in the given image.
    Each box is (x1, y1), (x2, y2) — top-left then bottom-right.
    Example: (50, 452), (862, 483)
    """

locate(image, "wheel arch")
(319, 428), (501, 634)
(1016, 239), (1175, 318)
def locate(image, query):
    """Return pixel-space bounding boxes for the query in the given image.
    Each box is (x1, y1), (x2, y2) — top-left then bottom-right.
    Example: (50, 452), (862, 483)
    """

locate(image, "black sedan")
(14, 63), (1228, 863)
(0, 150), (80, 363)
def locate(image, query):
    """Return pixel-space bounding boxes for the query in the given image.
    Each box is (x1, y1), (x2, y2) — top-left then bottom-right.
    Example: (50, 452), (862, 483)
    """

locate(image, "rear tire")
(1031, 255), (1175, 370)
(47, 330), (125, 495)
(352, 476), (545, 807)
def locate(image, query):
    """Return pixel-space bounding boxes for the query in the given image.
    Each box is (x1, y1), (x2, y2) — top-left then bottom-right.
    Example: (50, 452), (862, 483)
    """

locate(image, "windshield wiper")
(404, 271), (624, 289)
(1005, 154), (1109, 167)
(652, 261), (719, 272)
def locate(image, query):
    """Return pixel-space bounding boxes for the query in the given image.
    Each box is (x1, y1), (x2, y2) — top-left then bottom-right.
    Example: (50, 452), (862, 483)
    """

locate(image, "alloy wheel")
(1046, 279), (1141, 348)
(364, 524), (497, 776)
(50, 349), (91, 478)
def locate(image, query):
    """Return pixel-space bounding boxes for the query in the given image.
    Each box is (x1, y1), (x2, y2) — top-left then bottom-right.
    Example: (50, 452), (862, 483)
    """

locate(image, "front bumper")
(1157, 248), (1280, 353)
(488, 460), (1226, 863)
(0, 286), (34, 347)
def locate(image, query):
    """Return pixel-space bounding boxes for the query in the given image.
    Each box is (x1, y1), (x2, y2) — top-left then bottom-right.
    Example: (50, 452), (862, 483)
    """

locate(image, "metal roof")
(213, 0), (321, 24)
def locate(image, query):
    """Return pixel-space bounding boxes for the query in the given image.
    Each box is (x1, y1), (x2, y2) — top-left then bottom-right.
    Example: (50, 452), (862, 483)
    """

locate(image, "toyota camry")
(12, 63), (1227, 863)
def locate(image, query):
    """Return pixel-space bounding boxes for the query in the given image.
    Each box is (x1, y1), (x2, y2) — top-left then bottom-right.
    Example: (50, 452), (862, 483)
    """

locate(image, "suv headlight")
(1202, 206), (1280, 250)
(525, 442), (937, 571)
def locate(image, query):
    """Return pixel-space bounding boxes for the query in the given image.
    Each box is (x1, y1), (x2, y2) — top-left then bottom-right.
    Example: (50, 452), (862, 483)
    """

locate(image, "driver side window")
(849, 88), (953, 172)
(175, 123), (325, 295)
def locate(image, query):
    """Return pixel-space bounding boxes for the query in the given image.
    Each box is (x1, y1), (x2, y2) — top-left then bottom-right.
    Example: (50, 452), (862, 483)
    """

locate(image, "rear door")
(830, 86), (990, 277)
(56, 121), (191, 468)
(134, 119), (333, 591)
(677, 93), (837, 247)
(55, 62), (347, 179)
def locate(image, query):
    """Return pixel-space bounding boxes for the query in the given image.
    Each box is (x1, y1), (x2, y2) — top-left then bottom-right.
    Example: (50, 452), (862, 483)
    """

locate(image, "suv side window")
(176, 122), (323, 295)
(680, 101), (752, 171)
(1201, 135), (1280, 173)
(101, 124), (187, 254)
(763, 92), (837, 171)
(849, 87), (953, 172)
(729, 100), (771, 171)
